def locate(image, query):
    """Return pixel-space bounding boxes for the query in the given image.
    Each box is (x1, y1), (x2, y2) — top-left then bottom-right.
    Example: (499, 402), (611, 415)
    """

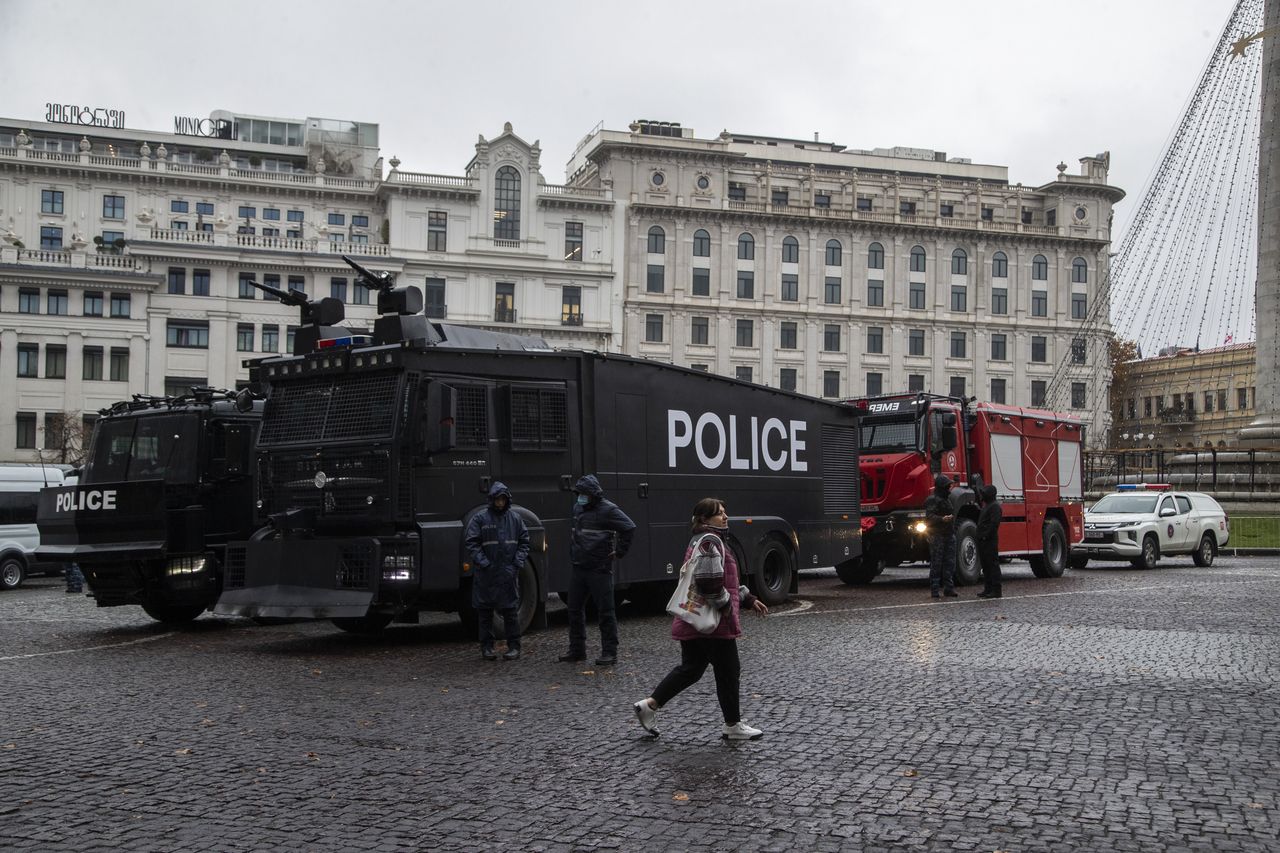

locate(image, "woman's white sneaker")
(722, 721), (763, 741)
(633, 700), (659, 736)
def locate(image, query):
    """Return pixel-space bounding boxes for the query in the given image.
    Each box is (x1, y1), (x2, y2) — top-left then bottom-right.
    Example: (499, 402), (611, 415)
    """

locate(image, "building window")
(564, 221), (583, 261)
(950, 285), (967, 312)
(1071, 258), (1088, 283)
(40, 226), (63, 249)
(264, 227), (282, 239)
(327, 212), (344, 226)
(353, 283), (370, 305)
(823, 324), (841, 352)
(1128, 398), (1138, 419)
(170, 220), (190, 232)
(645, 313), (664, 343)
(647, 225), (665, 254)
(236, 323), (255, 352)
(263, 208), (281, 221)
(737, 271), (754, 299)
(866, 326), (884, 354)
(100, 230), (124, 253)
(286, 209), (303, 223)
(1239, 387), (1251, 410)
(691, 268), (710, 296)
(692, 229), (711, 257)
(867, 279), (884, 307)
(992, 288), (1008, 315)
(779, 368), (797, 392)
(981, 207), (993, 221)
(16, 413), (36, 449)
(825, 239), (842, 267)
(103, 195), (125, 219)
(1203, 392), (1215, 413)
(991, 378), (1007, 404)
(494, 166), (521, 240)
(909, 282), (926, 310)
(262, 325), (279, 353)
(814, 192), (831, 209)
(728, 183), (746, 201)
(83, 291), (103, 316)
(110, 293), (130, 318)
(168, 267), (186, 295)
(908, 328), (925, 356)
(780, 322), (797, 349)
(690, 364), (710, 373)
(736, 366), (753, 383)
(352, 214), (369, 228)
(823, 277), (841, 304)
(197, 202), (215, 216)
(327, 233), (342, 244)
(494, 282), (516, 322)
(823, 371), (840, 398)
(1032, 254), (1048, 280)
(690, 316), (709, 345)
(17, 344), (38, 377)
(908, 374), (925, 393)
(910, 246), (926, 272)
(900, 200), (917, 216)
(330, 277), (348, 302)
(866, 372), (883, 396)
(781, 236), (799, 263)
(1071, 382), (1086, 409)
(561, 286), (582, 325)
(647, 264), (665, 294)
(737, 233), (754, 260)
(772, 189), (789, 207)
(950, 376), (967, 397)
(1072, 292), (1087, 319)
(950, 331), (967, 358)
(1031, 291), (1047, 317)
(867, 242), (884, 270)
(736, 319), (754, 348)
(167, 320), (209, 348)
(425, 278), (446, 318)
(1218, 389), (1228, 411)
(46, 289), (69, 315)
(992, 251), (1008, 278)
(781, 274), (799, 302)
(286, 326), (299, 353)
(1022, 208), (1033, 225)
(991, 333), (1007, 361)
(42, 189), (64, 214)
(18, 288), (38, 314)
(940, 203), (954, 218)
(1071, 337), (1086, 364)
(109, 347), (129, 381)
(82, 346), (104, 381)
(951, 249), (968, 275)
(857, 197), (872, 212)
(1031, 336), (1047, 362)
(192, 269), (210, 296)
(238, 273), (257, 299)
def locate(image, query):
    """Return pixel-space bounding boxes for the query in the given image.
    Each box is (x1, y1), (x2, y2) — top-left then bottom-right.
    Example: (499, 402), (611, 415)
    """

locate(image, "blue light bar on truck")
(1116, 484), (1171, 491)
(317, 335), (373, 349)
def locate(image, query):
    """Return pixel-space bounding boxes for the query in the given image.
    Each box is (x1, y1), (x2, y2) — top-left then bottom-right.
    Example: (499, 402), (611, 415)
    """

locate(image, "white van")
(0, 465), (67, 589)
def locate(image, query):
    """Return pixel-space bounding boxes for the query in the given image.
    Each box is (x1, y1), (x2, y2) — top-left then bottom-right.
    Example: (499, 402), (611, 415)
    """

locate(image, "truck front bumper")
(1074, 529), (1142, 559)
(215, 536), (382, 619)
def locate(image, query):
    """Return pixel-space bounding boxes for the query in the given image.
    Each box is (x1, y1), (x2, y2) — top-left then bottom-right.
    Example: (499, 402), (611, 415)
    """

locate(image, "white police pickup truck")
(1070, 484), (1229, 570)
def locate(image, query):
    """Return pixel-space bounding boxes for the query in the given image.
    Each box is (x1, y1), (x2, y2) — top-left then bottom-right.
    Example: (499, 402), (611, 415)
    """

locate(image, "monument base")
(1237, 413), (1280, 446)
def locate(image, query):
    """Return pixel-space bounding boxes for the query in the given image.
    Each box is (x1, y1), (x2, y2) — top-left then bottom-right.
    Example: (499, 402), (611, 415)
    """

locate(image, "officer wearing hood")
(560, 474), (636, 666)
(463, 481), (530, 661)
(976, 484), (1003, 599)
(925, 474), (958, 599)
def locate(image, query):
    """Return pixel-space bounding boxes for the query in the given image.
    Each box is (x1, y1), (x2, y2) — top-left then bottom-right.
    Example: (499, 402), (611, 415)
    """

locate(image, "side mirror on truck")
(941, 429), (958, 451)
(422, 381), (457, 454)
(211, 422), (255, 478)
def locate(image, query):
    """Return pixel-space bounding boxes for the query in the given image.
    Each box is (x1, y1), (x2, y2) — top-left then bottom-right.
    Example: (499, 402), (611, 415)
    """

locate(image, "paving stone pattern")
(1, 559), (1278, 851)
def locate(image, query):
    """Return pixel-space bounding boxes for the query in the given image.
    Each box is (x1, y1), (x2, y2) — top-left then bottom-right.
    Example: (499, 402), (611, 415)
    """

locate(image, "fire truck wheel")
(835, 556), (881, 585)
(1130, 535), (1160, 570)
(141, 603), (207, 624)
(1191, 533), (1216, 567)
(953, 520), (981, 586)
(0, 555), (25, 590)
(1029, 519), (1068, 578)
(750, 539), (793, 606)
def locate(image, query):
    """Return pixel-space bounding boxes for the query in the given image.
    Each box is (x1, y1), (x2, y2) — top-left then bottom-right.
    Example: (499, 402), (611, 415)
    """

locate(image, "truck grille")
(861, 471), (887, 502)
(337, 541), (377, 589)
(260, 372), (402, 445)
(261, 449), (392, 515)
(821, 424), (860, 514)
(225, 545), (246, 589)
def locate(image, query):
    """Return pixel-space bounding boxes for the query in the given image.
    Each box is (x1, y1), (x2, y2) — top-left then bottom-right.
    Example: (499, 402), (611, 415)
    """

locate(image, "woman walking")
(633, 498), (769, 740)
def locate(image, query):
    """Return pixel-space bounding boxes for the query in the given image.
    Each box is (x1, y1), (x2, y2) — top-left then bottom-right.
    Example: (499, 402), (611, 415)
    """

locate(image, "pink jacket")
(671, 529), (755, 641)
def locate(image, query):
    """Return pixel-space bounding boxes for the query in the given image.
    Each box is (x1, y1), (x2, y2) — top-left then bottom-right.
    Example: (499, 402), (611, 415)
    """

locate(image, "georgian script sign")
(45, 103), (126, 128)
(173, 116), (236, 139)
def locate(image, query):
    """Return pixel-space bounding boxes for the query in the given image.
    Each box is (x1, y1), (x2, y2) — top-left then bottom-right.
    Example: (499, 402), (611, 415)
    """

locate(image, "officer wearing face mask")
(559, 474), (636, 666)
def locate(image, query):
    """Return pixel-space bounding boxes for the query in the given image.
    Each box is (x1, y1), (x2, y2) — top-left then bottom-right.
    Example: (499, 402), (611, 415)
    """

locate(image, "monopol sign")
(668, 409), (808, 472)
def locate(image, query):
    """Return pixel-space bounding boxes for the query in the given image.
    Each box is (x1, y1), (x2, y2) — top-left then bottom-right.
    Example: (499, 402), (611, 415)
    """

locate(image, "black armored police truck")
(36, 388), (263, 624)
(214, 257), (862, 634)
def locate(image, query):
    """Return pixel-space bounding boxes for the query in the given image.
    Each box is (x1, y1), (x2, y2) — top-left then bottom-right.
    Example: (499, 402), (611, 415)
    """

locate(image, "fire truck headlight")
(913, 521), (928, 534)
(255, 500), (264, 509)
(381, 554), (417, 582)
(166, 556), (207, 575)
(366, 495), (375, 505)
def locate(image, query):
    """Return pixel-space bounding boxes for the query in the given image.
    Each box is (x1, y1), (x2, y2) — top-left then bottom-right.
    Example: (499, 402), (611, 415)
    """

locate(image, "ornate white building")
(565, 120), (1124, 441)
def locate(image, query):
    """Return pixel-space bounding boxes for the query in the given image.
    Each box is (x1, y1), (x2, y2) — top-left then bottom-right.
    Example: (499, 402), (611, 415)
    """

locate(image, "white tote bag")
(665, 534), (722, 634)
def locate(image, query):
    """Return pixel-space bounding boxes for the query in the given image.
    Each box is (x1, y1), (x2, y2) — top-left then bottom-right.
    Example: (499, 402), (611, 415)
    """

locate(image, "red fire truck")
(839, 393), (1085, 586)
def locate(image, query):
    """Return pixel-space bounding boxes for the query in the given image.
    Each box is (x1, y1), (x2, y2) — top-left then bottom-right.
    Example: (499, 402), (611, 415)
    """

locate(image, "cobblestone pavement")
(2, 557), (1278, 852)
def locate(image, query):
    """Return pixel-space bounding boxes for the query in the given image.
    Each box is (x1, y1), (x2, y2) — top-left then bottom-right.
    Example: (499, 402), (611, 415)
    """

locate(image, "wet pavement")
(2, 556), (1278, 851)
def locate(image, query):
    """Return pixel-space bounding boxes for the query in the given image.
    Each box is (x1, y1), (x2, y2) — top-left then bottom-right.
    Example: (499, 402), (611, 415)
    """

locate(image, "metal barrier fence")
(1085, 448), (1280, 497)
(1219, 516), (1280, 550)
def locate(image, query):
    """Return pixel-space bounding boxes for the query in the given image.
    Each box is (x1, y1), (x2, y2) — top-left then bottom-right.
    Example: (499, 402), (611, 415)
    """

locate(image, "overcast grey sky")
(1, 0), (1244, 241)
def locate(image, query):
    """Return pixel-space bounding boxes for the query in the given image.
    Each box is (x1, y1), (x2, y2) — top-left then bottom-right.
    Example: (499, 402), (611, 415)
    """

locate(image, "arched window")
(781, 236), (799, 263)
(1032, 254), (1048, 280)
(910, 246), (926, 273)
(825, 239), (842, 266)
(1072, 257), (1088, 283)
(992, 251), (1008, 278)
(692, 229), (710, 257)
(738, 232), (755, 260)
(951, 248), (968, 275)
(867, 242), (885, 270)
(647, 225), (665, 254)
(493, 166), (521, 240)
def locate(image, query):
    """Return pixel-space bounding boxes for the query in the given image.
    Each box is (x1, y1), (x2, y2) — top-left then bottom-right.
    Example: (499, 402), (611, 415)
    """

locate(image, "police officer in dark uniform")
(463, 481), (531, 661)
(925, 474), (958, 599)
(976, 484), (1003, 599)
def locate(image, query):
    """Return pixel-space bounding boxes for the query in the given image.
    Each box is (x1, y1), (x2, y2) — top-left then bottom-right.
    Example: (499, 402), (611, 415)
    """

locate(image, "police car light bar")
(1116, 484), (1171, 491)
(317, 335), (373, 349)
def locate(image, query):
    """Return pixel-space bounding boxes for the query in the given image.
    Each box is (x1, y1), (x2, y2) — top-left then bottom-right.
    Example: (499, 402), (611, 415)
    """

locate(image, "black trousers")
(979, 543), (1002, 594)
(651, 638), (741, 725)
(929, 532), (956, 593)
(477, 607), (520, 651)
(567, 566), (618, 656)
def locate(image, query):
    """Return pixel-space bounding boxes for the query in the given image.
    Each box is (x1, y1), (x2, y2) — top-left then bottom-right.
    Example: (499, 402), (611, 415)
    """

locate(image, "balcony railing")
(561, 312), (584, 326)
(142, 228), (389, 256)
(493, 307), (517, 324)
(1, 246), (147, 272)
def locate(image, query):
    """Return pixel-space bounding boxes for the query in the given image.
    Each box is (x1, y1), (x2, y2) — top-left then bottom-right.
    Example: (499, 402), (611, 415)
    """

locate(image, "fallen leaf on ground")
(673, 792), (689, 801)
(496, 720), (505, 725)
(580, 670), (596, 676)
(1247, 802), (1264, 808)
(305, 752), (320, 761)
(903, 769), (918, 777)
(311, 669), (323, 675)
(174, 748), (194, 755)
(200, 719), (215, 726)
(2, 743), (14, 749)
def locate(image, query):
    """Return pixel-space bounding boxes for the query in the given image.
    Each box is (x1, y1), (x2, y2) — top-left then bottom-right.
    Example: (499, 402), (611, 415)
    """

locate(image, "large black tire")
(141, 603), (207, 625)
(750, 539), (793, 606)
(0, 555), (25, 590)
(332, 612), (396, 634)
(1131, 534), (1160, 570)
(1191, 533), (1216, 567)
(835, 555), (882, 586)
(1029, 519), (1068, 578)
(954, 520), (981, 586)
(1068, 554), (1089, 570)
(459, 560), (540, 636)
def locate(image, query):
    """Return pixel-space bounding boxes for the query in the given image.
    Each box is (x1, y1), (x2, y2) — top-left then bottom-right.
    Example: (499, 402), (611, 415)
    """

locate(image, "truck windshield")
(1090, 494), (1158, 514)
(859, 414), (918, 453)
(85, 414), (200, 484)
